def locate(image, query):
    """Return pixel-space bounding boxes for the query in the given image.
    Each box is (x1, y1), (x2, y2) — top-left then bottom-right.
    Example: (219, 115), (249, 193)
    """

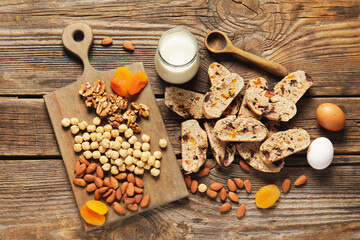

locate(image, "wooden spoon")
(205, 30), (288, 77)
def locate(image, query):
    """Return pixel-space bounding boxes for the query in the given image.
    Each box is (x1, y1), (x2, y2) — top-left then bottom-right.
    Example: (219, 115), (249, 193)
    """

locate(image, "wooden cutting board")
(44, 23), (188, 231)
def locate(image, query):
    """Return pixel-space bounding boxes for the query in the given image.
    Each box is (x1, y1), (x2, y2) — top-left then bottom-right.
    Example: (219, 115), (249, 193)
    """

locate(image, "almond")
(237, 204), (246, 219)
(126, 203), (138, 211)
(191, 180), (198, 194)
(114, 172), (127, 180)
(86, 183), (97, 192)
(127, 182), (135, 197)
(121, 182), (129, 194)
(219, 188), (227, 201)
(115, 188), (122, 201)
(103, 189), (113, 198)
(121, 193), (128, 202)
(123, 41), (134, 51)
(294, 175), (307, 186)
(94, 177), (104, 188)
(86, 163), (97, 174)
(83, 174), (96, 182)
(206, 189), (217, 198)
(127, 173), (135, 184)
(124, 197), (136, 205)
(73, 178), (86, 187)
(282, 178), (291, 193)
(184, 176), (192, 189)
(228, 192), (239, 202)
(134, 194), (143, 204)
(239, 160), (250, 171)
(198, 167), (210, 177)
(101, 37), (113, 46)
(134, 187), (143, 194)
(78, 155), (90, 166)
(244, 179), (251, 193)
(75, 163), (86, 177)
(96, 165), (104, 179)
(234, 178), (244, 189)
(210, 182), (223, 191)
(103, 177), (112, 188)
(99, 186), (109, 194)
(74, 160), (80, 173)
(94, 189), (101, 200)
(219, 202), (232, 213)
(227, 179), (237, 192)
(113, 202), (126, 215)
(140, 193), (150, 208)
(110, 176), (119, 190)
(135, 176), (144, 188)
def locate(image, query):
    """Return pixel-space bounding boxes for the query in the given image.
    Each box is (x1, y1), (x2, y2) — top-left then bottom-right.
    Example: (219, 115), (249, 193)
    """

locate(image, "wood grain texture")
(0, 159), (360, 239)
(1, 97), (359, 156)
(44, 23), (187, 230)
(0, 0), (359, 96)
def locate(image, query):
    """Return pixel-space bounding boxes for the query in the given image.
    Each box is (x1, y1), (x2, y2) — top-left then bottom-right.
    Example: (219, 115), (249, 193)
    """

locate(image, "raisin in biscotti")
(203, 73), (244, 118)
(204, 121), (236, 167)
(260, 128), (310, 164)
(274, 70), (314, 104)
(245, 87), (297, 122)
(213, 115), (268, 142)
(165, 86), (205, 119)
(238, 77), (269, 119)
(236, 142), (284, 173)
(208, 62), (230, 86)
(182, 120), (208, 174)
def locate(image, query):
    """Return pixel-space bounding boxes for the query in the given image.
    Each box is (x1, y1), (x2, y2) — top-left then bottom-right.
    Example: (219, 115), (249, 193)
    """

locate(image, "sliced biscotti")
(236, 142), (284, 173)
(204, 121), (236, 167)
(181, 120), (208, 174)
(238, 77), (269, 119)
(260, 128), (310, 163)
(245, 87), (297, 122)
(203, 73), (244, 118)
(213, 115), (268, 142)
(274, 70), (313, 104)
(165, 86), (205, 119)
(208, 62), (230, 86)
(223, 95), (241, 116)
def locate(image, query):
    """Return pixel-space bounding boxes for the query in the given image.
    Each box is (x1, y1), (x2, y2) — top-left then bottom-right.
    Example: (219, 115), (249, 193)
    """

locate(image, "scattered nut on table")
(159, 139), (167, 148)
(61, 118), (71, 127)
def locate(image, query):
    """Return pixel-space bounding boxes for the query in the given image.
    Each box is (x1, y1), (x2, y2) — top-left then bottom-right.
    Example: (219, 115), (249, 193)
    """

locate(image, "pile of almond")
(74, 157), (150, 215)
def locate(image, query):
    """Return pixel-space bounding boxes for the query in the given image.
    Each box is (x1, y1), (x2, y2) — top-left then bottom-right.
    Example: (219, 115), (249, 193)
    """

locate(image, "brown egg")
(316, 103), (346, 131)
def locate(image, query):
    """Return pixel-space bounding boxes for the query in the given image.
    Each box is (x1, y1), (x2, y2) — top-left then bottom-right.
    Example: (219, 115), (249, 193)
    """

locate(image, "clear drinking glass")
(155, 28), (200, 84)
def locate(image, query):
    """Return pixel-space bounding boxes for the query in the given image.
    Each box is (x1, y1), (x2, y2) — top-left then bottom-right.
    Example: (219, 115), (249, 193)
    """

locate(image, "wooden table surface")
(1, 0), (360, 239)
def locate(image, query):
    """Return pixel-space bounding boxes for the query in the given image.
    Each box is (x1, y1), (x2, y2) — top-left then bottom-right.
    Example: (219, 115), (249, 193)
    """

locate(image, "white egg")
(307, 137), (333, 170)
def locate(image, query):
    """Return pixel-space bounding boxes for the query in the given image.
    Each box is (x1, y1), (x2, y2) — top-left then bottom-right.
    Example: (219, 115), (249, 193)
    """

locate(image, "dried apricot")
(111, 67), (133, 96)
(80, 205), (106, 225)
(255, 184), (280, 209)
(127, 71), (148, 95)
(86, 200), (108, 215)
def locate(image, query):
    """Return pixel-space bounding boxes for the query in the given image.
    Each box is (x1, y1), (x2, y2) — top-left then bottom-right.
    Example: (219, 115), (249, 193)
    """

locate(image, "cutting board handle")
(62, 23), (95, 73)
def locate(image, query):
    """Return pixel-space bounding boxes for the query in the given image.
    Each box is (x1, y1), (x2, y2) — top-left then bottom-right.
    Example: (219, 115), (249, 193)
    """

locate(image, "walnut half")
(79, 82), (93, 97)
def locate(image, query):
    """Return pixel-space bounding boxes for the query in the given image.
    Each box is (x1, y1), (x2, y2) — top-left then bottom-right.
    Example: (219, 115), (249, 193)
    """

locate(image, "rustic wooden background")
(1, 0), (360, 239)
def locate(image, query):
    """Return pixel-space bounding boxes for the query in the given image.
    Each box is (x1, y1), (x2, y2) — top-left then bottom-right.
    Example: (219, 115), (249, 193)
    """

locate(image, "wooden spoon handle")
(62, 23), (95, 73)
(231, 46), (288, 77)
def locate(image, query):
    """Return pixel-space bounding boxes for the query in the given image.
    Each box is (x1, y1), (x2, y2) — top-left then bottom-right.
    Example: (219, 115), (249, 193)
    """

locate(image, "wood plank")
(0, 159), (359, 239)
(0, 97), (359, 157)
(0, 0), (359, 96)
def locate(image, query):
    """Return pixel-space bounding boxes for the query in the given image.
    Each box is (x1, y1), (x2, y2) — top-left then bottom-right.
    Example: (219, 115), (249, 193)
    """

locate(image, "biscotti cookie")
(260, 128), (310, 163)
(182, 120), (208, 174)
(213, 115), (268, 142)
(238, 77), (269, 119)
(208, 62), (231, 86)
(204, 121), (236, 167)
(245, 87), (297, 122)
(236, 142), (284, 173)
(208, 62), (241, 116)
(274, 70), (313, 104)
(165, 86), (205, 119)
(203, 73), (244, 118)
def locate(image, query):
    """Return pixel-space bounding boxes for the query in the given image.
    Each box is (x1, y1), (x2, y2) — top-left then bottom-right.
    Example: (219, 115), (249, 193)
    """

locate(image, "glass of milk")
(155, 28), (200, 84)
